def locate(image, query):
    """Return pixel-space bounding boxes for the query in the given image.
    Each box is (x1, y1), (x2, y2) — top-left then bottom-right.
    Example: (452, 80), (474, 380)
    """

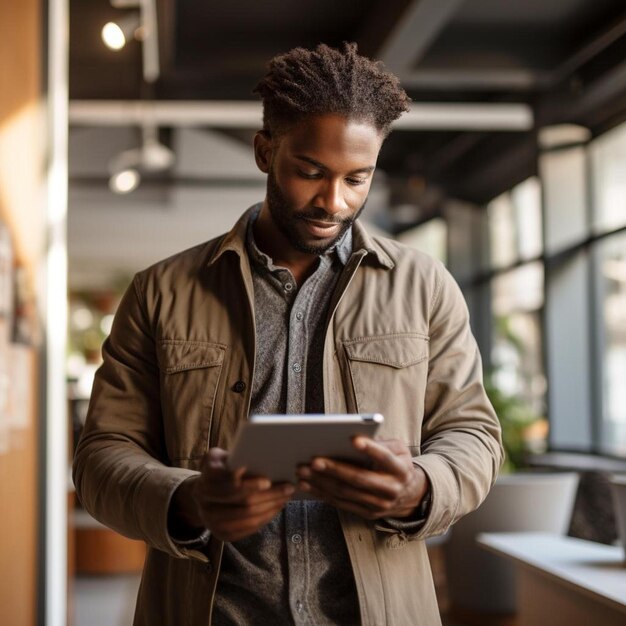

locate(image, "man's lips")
(300, 217), (343, 237)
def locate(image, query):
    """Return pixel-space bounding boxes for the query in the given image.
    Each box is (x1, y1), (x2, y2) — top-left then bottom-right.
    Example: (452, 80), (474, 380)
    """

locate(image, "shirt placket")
(282, 258), (332, 624)
(285, 501), (314, 625)
(285, 280), (307, 413)
(215, 218), (359, 625)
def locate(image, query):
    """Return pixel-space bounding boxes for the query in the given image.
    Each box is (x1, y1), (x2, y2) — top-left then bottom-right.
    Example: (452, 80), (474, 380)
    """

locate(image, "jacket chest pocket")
(158, 340), (226, 462)
(343, 333), (429, 442)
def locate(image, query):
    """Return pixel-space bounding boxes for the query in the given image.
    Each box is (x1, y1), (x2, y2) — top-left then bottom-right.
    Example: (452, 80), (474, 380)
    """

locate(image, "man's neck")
(252, 207), (321, 285)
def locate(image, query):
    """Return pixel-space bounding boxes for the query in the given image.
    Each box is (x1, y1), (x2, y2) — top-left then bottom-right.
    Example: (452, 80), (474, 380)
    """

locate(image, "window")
(488, 192), (516, 269)
(491, 263), (545, 416)
(485, 178), (546, 418)
(597, 232), (626, 455)
(488, 177), (542, 268)
(396, 217), (447, 263)
(591, 123), (626, 234)
(541, 121), (626, 457)
(450, 121), (626, 460)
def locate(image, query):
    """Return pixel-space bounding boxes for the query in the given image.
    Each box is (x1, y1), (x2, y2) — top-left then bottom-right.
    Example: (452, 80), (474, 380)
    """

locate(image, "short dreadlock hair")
(253, 42), (410, 138)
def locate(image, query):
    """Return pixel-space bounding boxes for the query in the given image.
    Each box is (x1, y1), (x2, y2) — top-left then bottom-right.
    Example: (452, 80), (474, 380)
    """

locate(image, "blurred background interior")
(2, 0), (626, 624)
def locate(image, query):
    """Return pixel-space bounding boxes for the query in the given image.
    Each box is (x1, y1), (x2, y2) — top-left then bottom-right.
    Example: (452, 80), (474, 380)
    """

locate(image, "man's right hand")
(169, 447), (294, 543)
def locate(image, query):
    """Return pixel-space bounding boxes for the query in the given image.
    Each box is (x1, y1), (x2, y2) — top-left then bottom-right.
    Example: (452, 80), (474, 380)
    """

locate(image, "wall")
(0, 0), (44, 623)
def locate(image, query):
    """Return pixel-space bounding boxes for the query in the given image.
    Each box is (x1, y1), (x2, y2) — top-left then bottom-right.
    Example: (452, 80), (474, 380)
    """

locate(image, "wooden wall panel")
(0, 0), (43, 625)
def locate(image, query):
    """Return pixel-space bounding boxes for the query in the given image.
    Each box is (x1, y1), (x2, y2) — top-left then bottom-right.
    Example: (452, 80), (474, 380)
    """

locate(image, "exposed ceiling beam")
(69, 175), (266, 189)
(399, 69), (545, 91)
(378, 0), (465, 70)
(573, 56), (626, 120)
(372, 0), (539, 93)
(537, 54), (626, 127)
(394, 103), (532, 130)
(549, 12), (626, 87)
(69, 100), (533, 131)
(70, 100), (262, 127)
(354, 0), (416, 58)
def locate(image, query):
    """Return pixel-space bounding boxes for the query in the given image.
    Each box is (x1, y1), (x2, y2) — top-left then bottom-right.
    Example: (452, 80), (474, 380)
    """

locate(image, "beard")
(266, 168), (366, 255)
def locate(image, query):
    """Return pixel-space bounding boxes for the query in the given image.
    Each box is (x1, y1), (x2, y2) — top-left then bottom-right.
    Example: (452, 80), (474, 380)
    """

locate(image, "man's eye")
(297, 170), (321, 179)
(346, 178), (367, 186)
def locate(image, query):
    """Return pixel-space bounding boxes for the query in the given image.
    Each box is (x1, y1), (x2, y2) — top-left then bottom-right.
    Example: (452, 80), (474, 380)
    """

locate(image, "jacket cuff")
(172, 529), (211, 564)
(409, 454), (460, 539)
(374, 471), (432, 539)
(134, 464), (202, 559)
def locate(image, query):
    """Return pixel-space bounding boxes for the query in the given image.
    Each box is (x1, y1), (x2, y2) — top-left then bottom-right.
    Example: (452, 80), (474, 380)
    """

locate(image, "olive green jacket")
(73, 209), (503, 626)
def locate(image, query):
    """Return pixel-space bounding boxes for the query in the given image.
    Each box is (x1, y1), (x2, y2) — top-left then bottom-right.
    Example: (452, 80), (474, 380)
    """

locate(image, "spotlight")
(141, 128), (174, 171)
(109, 168), (140, 194)
(101, 13), (140, 51)
(107, 126), (174, 194)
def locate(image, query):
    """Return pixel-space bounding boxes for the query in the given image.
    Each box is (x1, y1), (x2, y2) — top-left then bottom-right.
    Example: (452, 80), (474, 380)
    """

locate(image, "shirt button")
(296, 601), (304, 613)
(295, 311), (303, 321)
(231, 380), (246, 393)
(291, 533), (302, 544)
(292, 362), (302, 373)
(284, 282), (294, 292)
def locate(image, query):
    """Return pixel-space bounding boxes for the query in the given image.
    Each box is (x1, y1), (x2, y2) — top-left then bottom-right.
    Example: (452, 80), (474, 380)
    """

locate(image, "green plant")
(484, 376), (545, 473)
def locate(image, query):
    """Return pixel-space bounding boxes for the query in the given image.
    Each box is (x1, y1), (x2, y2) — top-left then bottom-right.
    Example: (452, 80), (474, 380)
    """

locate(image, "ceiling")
(69, 0), (626, 213)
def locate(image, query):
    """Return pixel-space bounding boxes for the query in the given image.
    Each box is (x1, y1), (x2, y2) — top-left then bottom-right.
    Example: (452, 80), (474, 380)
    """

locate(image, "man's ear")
(253, 130), (273, 174)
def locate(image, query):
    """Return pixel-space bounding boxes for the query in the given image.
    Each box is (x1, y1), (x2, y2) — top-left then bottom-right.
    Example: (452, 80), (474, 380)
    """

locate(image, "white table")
(477, 532), (626, 626)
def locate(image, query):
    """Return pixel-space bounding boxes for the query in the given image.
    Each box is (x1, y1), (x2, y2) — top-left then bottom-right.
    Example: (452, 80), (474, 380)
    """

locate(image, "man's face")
(257, 114), (383, 255)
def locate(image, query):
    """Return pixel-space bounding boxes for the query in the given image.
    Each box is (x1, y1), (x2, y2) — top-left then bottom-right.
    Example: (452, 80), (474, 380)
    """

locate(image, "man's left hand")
(296, 438), (429, 520)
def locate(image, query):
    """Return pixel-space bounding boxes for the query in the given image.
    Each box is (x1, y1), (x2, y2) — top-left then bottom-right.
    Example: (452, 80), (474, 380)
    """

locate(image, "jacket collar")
(206, 206), (256, 267)
(207, 203), (394, 270)
(351, 219), (394, 269)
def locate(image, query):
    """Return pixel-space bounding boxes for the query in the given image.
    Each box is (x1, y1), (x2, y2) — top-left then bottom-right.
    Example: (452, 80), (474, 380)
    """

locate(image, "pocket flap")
(344, 334), (428, 369)
(159, 340), (225, 374)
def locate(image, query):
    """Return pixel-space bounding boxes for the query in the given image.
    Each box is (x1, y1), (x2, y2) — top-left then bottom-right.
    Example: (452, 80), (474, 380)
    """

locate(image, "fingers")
(209, 503), (286, 542)
(210, 489), (293, 522)
(202, 476), (268, 502)
(199, 447), (277, 502)
(353, 437), (410, 477)
(201, 448), (243, 485)
(199, 478), (291, 506)
(300, 459), (403, 500)
(205, 447), (228, 464)
(299, 469), (396, 513)
(300, 482), (394, 520)
(194, 448), (297, 542)
(207, 486), (294, 542)
(295, 439), (426, 521)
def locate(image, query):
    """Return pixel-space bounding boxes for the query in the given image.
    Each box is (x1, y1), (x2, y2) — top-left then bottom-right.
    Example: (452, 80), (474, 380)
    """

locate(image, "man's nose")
(316, 179), (348, 216)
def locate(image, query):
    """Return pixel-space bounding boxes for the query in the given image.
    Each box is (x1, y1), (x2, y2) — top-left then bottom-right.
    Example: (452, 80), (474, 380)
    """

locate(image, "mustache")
(297, 207), (363, 224)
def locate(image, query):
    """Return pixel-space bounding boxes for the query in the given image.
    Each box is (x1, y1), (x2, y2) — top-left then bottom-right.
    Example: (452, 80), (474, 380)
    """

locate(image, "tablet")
(227, 413), (384, 484)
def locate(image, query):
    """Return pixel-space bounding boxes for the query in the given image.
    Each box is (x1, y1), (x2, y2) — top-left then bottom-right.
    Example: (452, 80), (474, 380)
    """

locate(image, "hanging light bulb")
(101, 12), (140, 51)
(109, 168), (140, 194)
(107, 124), (173, 194)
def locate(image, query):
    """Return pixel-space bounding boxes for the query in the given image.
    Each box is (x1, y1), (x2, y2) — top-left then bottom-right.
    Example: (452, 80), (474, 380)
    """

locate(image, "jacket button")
(232, 380), (246, 393)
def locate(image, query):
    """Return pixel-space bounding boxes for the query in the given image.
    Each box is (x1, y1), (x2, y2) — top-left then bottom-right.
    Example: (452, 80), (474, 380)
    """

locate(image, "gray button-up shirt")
(212, 209), (360, 625)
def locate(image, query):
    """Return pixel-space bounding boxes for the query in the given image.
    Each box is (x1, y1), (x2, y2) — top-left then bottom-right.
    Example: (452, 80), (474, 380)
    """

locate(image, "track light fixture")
(101, 13), (141, 51)
(108, 125), (174, 194)
(104, 0), (166, 194)
(103, 0), (160, 82)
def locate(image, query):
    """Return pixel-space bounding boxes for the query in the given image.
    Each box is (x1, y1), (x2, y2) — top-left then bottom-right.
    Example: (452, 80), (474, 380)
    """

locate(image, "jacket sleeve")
(409, 263), (504, 540)
(72, 273), (198, 559)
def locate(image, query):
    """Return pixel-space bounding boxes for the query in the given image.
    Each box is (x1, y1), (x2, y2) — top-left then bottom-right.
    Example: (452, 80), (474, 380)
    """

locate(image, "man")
(73, 43), (503, 626)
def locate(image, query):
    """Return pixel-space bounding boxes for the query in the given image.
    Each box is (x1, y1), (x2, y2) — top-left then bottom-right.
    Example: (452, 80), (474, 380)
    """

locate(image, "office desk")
(477, 532), (626, 626)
